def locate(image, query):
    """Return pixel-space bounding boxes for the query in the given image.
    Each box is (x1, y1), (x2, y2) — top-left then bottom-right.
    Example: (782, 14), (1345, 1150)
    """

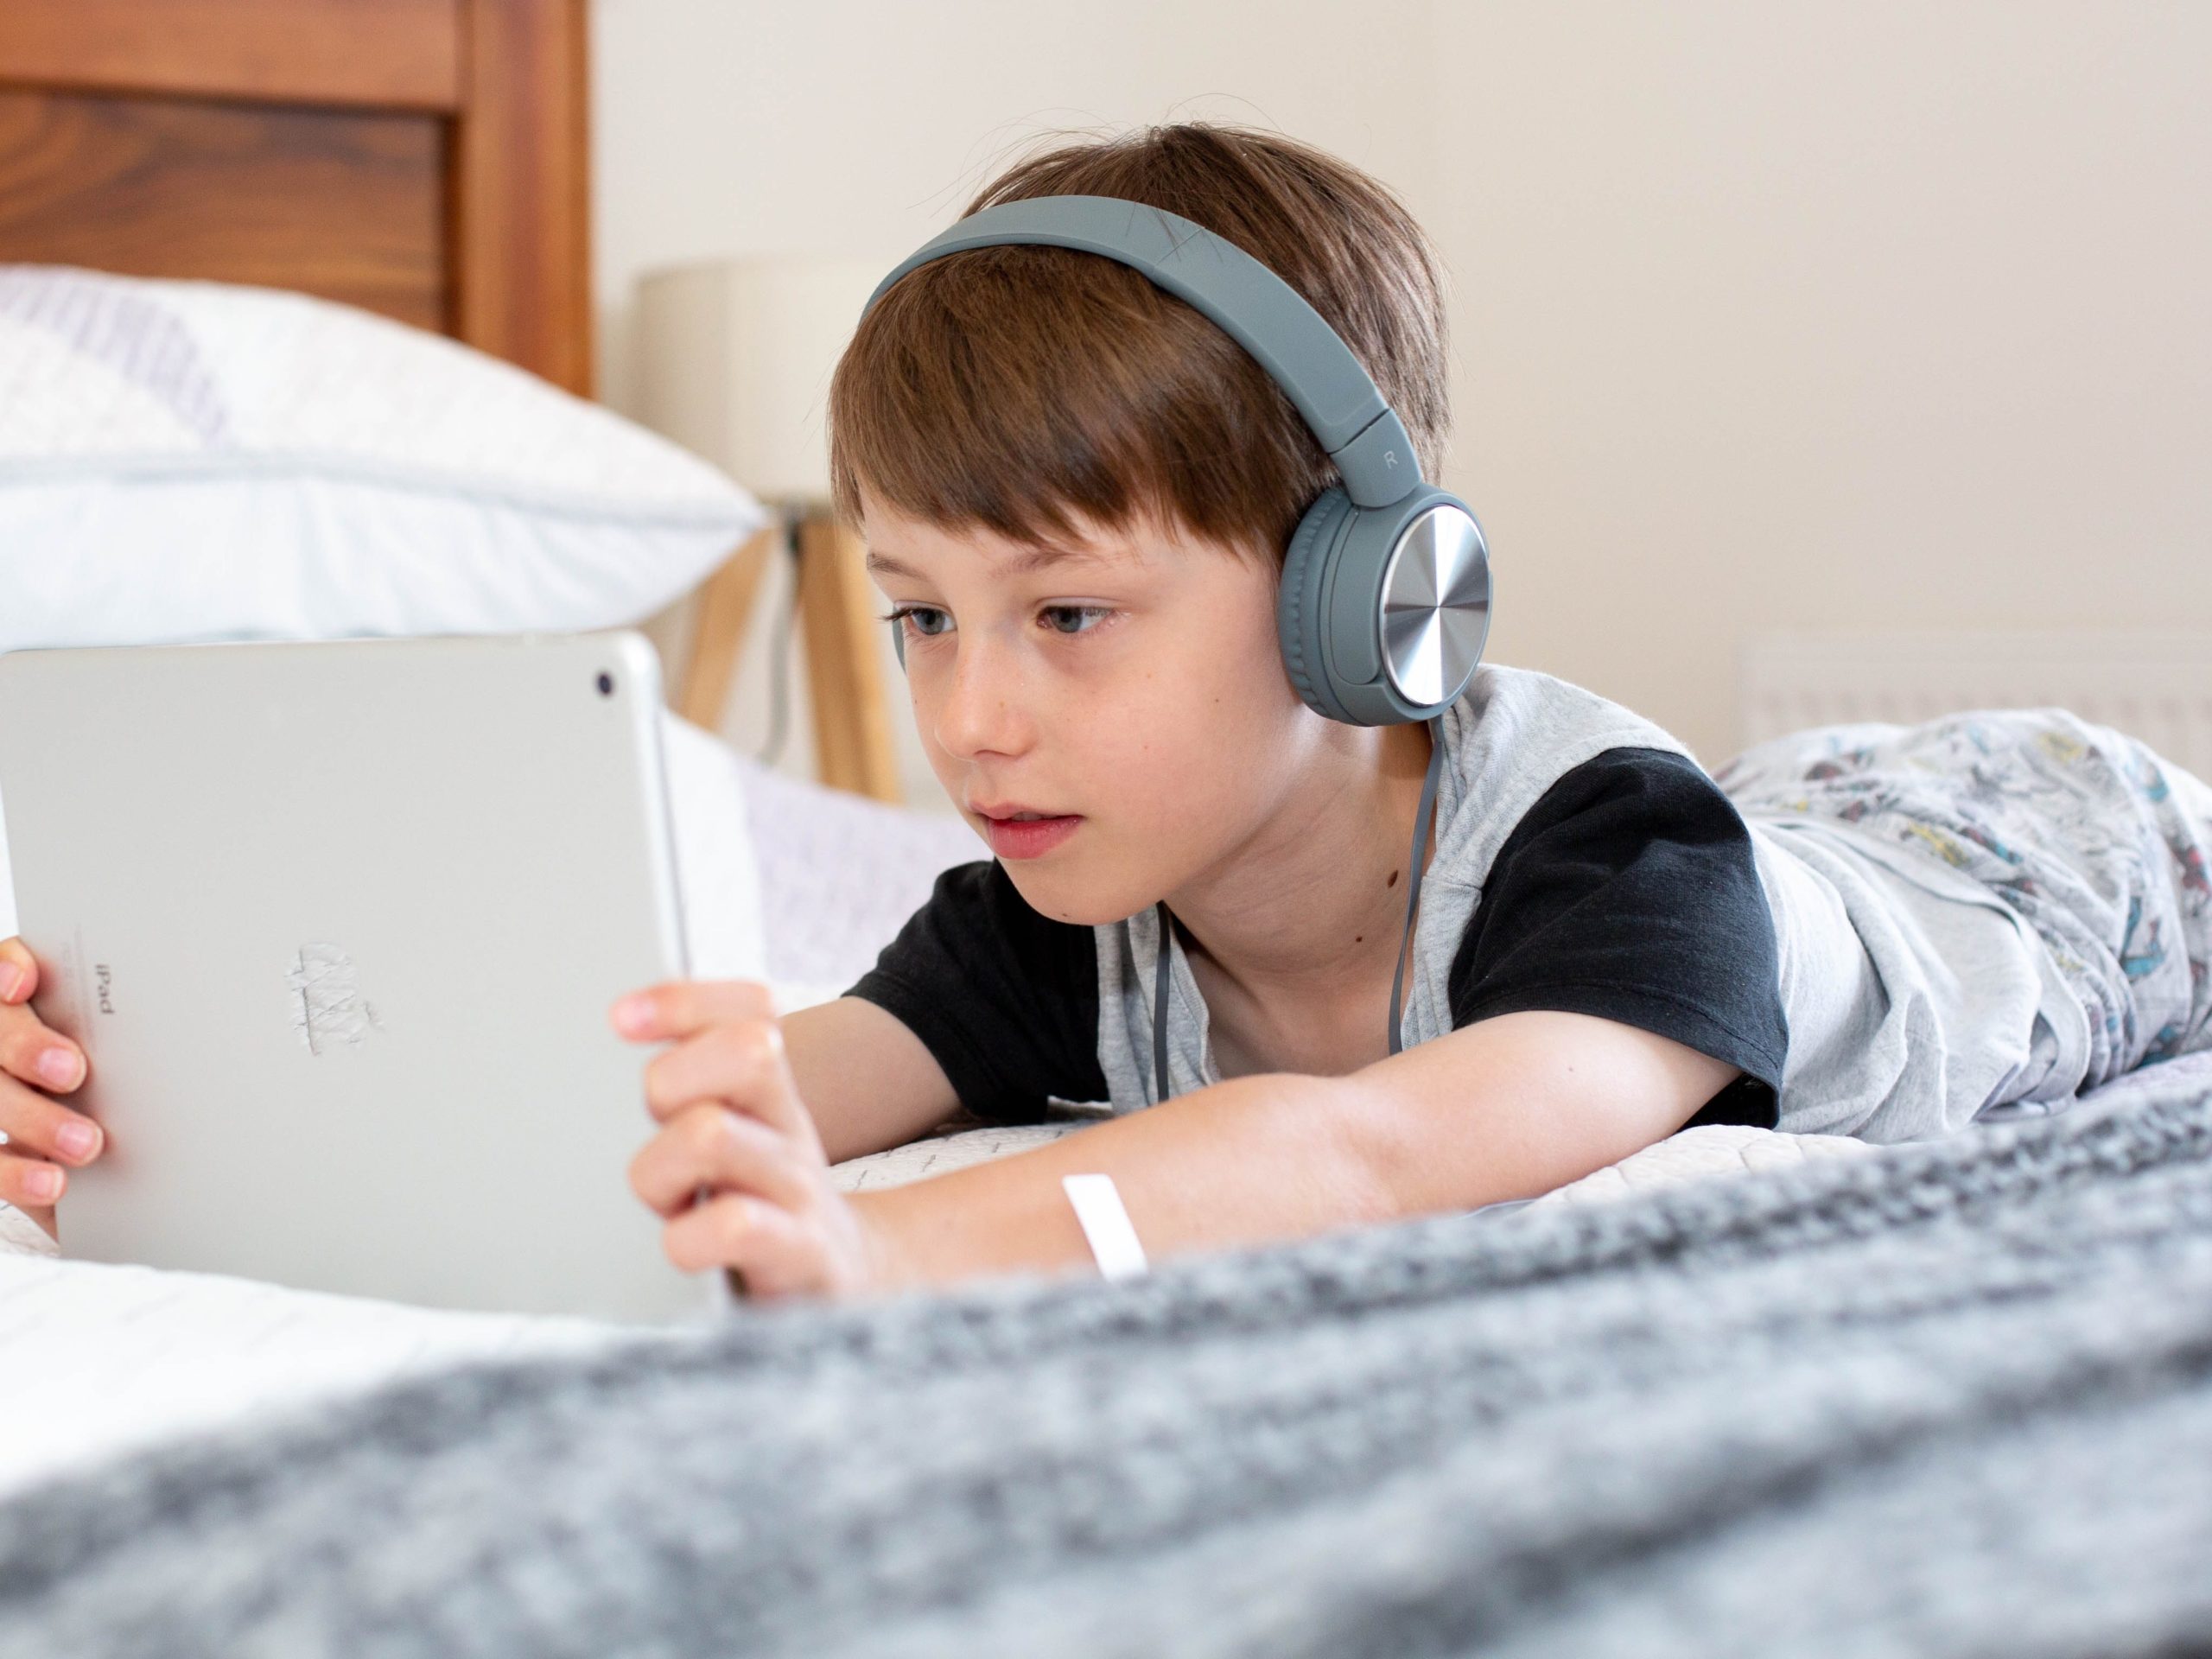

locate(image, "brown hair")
(827, 122), (1452, 567)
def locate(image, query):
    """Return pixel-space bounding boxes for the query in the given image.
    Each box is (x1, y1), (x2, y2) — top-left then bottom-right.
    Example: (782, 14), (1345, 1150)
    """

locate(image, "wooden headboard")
(0, 0), (591, 395)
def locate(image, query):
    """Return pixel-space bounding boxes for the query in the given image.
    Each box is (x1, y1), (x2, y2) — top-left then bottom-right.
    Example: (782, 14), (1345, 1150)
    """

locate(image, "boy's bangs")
(829, 251), (1285, 563)
(834, 334), (1149, 550)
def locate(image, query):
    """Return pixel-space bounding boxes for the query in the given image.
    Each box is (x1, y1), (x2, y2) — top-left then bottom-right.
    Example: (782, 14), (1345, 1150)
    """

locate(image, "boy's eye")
(1039, 605), (1111, 637)
(879, 605), (950, 639)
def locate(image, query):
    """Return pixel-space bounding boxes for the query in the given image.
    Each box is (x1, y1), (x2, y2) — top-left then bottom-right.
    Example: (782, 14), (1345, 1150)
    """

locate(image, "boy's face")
(859, 493), (1309, 927)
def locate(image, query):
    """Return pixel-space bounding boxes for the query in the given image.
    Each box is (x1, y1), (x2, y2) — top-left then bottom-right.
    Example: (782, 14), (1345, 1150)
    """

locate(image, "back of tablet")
(0, 632), (719, 1324)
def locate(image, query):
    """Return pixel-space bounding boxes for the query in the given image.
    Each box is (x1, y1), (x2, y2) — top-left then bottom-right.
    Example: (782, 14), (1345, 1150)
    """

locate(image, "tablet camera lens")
(596, 672), (615, 697)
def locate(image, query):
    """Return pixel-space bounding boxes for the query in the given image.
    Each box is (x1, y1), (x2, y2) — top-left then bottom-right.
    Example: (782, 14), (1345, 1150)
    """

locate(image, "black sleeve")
(1446, 747), (1789, 1130)
(841, 859), (1106, 1124)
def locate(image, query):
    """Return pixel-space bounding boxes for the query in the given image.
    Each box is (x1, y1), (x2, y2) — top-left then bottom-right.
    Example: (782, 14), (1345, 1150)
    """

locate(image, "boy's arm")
(778, 994), (963, 1165)
(619, 981), (1740, 1298)
(853, 1007), (1741, 1287)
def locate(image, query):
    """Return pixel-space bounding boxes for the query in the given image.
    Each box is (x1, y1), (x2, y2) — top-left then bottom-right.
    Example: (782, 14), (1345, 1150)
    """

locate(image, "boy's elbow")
(1298, 1073), (1449, 1229)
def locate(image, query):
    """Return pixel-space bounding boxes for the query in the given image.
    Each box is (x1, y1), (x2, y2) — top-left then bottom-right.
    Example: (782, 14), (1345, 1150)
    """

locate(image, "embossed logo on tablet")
(287, 944), (384, 1058)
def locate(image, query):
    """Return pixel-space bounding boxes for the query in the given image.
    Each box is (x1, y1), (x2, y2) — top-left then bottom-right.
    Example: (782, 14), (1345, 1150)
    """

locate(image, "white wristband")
(1060, 1173), (1149, 1281)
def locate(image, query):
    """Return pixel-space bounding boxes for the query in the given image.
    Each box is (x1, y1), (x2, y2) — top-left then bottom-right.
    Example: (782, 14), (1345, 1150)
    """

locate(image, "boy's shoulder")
(1450, 662), (1699, 765)
(1433, 664), (1705, 868)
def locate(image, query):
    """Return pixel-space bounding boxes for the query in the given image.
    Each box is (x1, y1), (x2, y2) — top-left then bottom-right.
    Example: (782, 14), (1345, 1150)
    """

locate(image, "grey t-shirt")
(852, 664), (1786, 1132)
(1094, 665), (2063, 1141)
(849, 664), (2190, 1146)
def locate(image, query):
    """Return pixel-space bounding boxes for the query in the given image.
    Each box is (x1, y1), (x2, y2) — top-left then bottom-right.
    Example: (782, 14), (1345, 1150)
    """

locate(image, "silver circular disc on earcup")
(1379, 501), (1490, 709)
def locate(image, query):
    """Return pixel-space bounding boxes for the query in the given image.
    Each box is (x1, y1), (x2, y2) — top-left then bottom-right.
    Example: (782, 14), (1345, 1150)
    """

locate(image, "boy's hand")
(0, 938), (99, 1243)
(613, 980), (894, 1302)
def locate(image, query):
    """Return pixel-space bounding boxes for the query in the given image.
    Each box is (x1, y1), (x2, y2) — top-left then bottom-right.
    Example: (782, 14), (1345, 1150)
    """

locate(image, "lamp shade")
(634, 255), (891, 504)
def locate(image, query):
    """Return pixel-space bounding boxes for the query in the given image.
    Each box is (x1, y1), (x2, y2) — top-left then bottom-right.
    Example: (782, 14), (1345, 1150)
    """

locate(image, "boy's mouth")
(976, 808), (1084, 860)
(969, 798), (1066, 820)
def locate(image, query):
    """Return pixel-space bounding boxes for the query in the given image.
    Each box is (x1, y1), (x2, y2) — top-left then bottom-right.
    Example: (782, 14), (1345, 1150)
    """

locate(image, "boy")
(4, 125), (2208, 1299)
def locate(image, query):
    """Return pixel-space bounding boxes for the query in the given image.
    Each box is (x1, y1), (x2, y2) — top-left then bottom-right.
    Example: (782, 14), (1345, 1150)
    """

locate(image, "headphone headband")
(859, 194), (1422, 512)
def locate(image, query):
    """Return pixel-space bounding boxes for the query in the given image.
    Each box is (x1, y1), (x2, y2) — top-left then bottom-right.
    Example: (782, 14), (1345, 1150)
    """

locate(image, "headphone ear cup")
(1277, 487), (1357, 721)
(1282, 483), (1492, 727)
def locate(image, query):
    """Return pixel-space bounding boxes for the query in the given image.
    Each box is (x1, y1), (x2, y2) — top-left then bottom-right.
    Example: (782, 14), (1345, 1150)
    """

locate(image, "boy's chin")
(995, 861), (1143, 930)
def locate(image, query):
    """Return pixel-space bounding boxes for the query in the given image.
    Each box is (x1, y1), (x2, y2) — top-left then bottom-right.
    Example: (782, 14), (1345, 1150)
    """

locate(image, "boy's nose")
(931, 644), (1033, 760)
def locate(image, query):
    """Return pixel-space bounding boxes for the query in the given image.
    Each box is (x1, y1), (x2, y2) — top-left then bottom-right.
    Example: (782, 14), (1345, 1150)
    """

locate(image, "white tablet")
(0, 631), (725, 1325)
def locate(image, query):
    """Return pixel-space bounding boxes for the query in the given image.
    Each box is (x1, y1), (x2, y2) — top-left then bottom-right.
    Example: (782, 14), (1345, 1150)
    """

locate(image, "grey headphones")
(859, 194), (1491, 1100)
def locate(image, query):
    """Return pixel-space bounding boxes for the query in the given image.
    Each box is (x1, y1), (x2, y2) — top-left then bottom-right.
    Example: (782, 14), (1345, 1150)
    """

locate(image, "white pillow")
(0, 265), (764, 651)
(657, 714), (769, 983)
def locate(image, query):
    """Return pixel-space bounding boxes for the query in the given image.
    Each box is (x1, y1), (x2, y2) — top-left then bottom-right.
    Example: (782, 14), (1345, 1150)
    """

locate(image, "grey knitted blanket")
(6, 1053), (2212, 1658)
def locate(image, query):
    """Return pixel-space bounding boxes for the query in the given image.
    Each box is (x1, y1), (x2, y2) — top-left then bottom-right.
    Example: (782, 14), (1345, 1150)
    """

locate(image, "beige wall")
(594, 0), (2209, 791)
(1434, 2), (2211, 764)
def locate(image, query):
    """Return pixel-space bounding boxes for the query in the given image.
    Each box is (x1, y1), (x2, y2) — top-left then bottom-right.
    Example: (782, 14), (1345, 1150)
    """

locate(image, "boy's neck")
(1164, 718), (1441, 1026)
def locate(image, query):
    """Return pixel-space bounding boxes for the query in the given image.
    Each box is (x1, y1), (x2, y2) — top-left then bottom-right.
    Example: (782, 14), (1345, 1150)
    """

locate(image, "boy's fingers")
(641, 1019), (810, 1140)
(0, 938), (37, 1004)
(628, 1102), (813, 1218)
(0, 1075), (102, 1165)
(0, 1006), (86, 1096)
(612, 978), (780, 1043)
(660, 1190), (817, 1285)
(0, 1148), (67, 1210)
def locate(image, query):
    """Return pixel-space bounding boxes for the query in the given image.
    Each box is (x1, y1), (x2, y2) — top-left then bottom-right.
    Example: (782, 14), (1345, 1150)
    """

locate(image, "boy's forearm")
(849, 1072), (1414, 1292)
(835, 1011), (1737, 1295)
